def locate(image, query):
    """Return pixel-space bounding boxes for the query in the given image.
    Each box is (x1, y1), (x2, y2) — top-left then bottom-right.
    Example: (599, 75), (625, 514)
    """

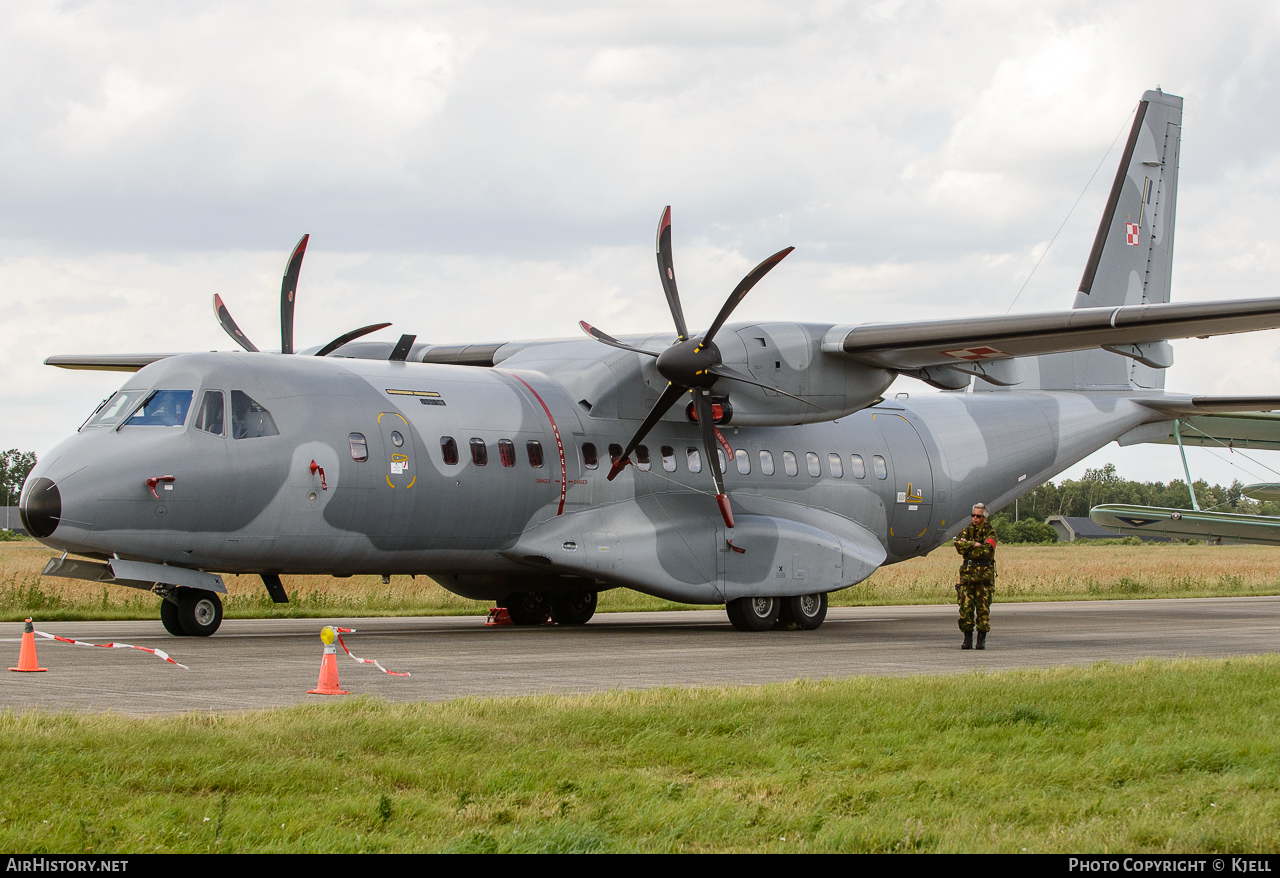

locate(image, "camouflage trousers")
(957, 581), (993, 633)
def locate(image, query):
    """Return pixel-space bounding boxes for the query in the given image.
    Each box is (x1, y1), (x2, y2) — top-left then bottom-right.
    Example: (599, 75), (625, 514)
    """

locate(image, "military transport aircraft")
(21, 88), (1280, 637)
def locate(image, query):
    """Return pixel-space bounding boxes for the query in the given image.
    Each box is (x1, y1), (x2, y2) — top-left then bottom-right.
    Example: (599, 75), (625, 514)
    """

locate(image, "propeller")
(213, 234), (392, 357)
(579, 206), (801, 529)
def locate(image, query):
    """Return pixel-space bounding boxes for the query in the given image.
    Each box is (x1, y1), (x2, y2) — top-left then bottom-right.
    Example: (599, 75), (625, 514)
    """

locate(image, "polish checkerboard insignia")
(1125, 222), (1140, 245)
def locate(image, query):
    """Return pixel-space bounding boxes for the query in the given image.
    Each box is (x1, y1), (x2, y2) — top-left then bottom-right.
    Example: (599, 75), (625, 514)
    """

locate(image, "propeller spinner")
(213, 234), (391, 357)
(580, 206), (801, 529)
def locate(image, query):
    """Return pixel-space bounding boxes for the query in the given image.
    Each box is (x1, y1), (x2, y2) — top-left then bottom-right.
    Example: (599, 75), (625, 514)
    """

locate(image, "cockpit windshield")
(82, 389), (150, 429)
(124, 390), (194, 427)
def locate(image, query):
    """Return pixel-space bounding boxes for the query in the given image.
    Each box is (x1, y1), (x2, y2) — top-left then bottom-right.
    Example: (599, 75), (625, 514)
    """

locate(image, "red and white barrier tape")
(33, 630), (188, 669)
(333, 627), (409, 677)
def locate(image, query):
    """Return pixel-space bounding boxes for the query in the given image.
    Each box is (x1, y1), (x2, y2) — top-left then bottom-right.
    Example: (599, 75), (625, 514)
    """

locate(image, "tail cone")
(307, 626), (349, 695)
(10, 618), (47, 672)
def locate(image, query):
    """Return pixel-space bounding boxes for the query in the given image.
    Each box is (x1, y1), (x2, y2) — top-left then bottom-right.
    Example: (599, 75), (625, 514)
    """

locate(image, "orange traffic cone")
(10, 618), (47, 672)
(307, 626), (348, 695)
(485, 607), (513, 627)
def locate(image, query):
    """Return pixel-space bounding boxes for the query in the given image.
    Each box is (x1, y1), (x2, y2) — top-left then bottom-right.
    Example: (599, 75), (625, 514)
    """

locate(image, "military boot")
(962, 631), (973, 650)
(976, 631), (987, 650)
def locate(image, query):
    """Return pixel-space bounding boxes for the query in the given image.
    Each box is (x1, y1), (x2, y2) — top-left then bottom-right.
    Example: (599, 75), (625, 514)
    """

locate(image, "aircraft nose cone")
(19, 478), (61, 539)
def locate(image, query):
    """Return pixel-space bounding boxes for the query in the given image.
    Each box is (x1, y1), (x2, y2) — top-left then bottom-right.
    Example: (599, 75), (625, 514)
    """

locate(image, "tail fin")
(1030, 88), (1184, 391)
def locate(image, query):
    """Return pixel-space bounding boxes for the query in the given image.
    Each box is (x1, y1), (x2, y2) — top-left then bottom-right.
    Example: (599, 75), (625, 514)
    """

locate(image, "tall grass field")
(3, 540), (1279, 621)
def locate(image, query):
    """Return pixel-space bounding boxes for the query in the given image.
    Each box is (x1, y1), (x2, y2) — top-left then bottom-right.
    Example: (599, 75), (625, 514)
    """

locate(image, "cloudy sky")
(4, 0), (1280, 492)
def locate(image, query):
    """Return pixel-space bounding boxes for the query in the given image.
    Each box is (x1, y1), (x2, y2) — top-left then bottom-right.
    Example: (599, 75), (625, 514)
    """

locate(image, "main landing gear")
(159, 587), (224, 637)
(725, 593), (828, 631)
(500, 590), (599, 626)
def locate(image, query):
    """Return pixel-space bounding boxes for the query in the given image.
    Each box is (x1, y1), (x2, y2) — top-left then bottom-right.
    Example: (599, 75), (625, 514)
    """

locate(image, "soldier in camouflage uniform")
(953, 502), (996, 650)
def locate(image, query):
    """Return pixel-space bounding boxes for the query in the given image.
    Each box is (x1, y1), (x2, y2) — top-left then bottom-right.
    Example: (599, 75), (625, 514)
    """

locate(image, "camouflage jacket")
(954, 521), (996, 583)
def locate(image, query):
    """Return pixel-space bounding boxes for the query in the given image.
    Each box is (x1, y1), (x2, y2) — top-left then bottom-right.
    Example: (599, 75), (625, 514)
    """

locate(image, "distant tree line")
(1, 449), (37, 535)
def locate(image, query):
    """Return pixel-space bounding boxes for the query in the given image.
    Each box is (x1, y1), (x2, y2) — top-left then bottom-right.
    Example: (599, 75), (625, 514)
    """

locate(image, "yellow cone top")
(321, 626), (336, 645)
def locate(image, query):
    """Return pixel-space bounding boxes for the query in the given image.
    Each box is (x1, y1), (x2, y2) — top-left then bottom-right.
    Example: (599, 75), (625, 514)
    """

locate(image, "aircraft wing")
(1090, 504), (1280, 546)
(822, 296), (1280, 371)
(44, 354), (181, 372)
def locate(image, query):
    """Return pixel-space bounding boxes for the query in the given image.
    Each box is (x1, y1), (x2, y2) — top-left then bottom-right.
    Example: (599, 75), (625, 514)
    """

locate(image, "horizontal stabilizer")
(1134, 410), (1280, 452)
(44, 353), (179, 372)
(821, 296), (1280, 372)
(1091, 504), (1280, 546)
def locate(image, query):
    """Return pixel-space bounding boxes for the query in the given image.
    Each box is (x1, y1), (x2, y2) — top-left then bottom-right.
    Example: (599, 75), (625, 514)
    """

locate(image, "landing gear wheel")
(177, 588), (223, 637)
(726, 596), (780, 632)
(504, 592), (549, 626)
(778, 593), (828, 630)
(160, 598), (188, 636)
(550, 591), (597, 625)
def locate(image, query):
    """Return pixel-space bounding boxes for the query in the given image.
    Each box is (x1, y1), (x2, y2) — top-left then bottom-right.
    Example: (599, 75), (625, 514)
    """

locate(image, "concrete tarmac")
(1, 596), (1278, 715)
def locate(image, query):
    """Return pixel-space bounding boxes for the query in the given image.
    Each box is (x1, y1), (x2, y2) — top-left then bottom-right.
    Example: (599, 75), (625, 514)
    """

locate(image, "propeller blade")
(578, 321), (661, 357)
(702, 246), (794, 344)
(314, 322), (393, 357)
(693, 390), (734, 529)
(655, 206), (690, 341)
(606, 382), (688, 481)
(212, 294), (260, 352)
(280, 233), (309, 355)
(706, 363), (822, 408)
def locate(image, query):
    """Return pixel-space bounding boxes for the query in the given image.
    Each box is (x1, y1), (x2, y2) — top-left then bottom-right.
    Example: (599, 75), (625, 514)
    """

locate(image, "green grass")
(2, 656), (1279, 852)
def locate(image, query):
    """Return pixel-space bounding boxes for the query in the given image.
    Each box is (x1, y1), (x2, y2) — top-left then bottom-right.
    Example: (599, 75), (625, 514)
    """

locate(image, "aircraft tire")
(159, 598), (188, 636)
(550, 591), (597, 625)
(177, 588), (223, 637)
(725, 596), (780, 632)
(778, 593), (828, 630)
(504, 592), (548, 626)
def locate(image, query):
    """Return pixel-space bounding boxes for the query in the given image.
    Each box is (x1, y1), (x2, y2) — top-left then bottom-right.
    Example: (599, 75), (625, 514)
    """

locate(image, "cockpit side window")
(82, 389), (149, 429)
(230, 391), (280, 439)
(194, 391), (225, 436)
(124, 390), (194, 427)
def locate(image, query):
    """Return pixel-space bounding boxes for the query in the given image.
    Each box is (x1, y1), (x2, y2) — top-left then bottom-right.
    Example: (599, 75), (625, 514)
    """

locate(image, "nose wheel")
(726, 593), (828, 631)
(160, 588), (224, 637)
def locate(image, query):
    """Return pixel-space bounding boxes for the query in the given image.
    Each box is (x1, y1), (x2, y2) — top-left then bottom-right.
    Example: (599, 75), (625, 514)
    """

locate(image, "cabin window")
(686, 447), (702, 473)
(526, 440), (544, 468)
(126, 390), (194, 428)
(582, 443), (599, 470)
(635, 445), (651, 471)
(470, 438), (488, 466)
(661, 446), (676, 472)
(806, 452), (821, 477)
(349, 433), (368, 462)
(390, 430), (404, 448)
(873, 454), (888, 479)
(850, 454), (866, 479)
(828, 453), (843, 478)
(441, 436), (459, 466)
(608, 443), (623, 466)
(735, 448), (751, 474)
(195, 391), (224, 436)
(783, 451), (798, 477)
(498, 439), (516, 467)
(759, 450), (775, 476)
(230, 391), (279, 439)
(716, 448), (727, 474)
(82, 389), (149, 429)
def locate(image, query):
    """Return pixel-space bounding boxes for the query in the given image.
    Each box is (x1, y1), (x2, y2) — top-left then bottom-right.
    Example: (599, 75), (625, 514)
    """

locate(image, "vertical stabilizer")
(1009, 89), (1183, 392)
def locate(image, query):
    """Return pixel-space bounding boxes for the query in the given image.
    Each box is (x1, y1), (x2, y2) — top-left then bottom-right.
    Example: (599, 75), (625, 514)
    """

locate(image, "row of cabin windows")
(424, 437), (888, 480)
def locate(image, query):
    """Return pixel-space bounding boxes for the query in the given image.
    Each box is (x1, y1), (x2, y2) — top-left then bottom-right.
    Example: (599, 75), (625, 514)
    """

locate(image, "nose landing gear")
(159, 587), (224, 637)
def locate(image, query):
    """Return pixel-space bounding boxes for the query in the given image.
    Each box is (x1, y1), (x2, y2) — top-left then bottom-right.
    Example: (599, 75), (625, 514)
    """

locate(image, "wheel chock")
(307, 626), (349, 695)
(9, 619), (47, 672)
(486, 607), (513, 627)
